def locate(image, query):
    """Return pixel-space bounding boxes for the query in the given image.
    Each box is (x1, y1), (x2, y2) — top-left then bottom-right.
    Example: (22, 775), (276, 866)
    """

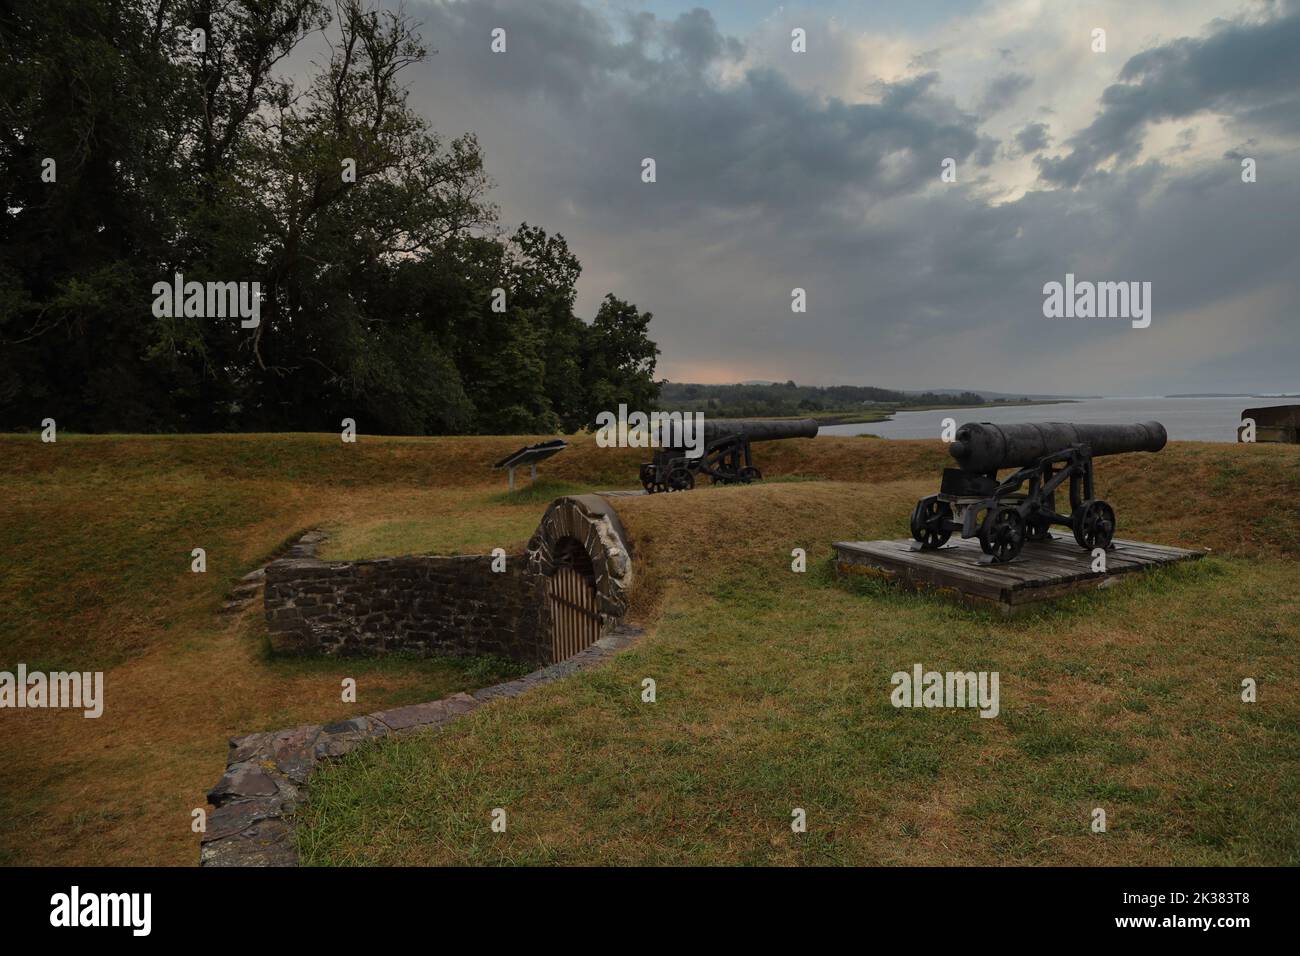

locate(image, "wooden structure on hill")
(833, 534), (1203, 615)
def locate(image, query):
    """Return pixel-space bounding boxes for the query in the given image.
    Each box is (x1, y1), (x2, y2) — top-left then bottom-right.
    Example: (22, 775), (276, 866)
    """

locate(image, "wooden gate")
(547, 565), (603, 662)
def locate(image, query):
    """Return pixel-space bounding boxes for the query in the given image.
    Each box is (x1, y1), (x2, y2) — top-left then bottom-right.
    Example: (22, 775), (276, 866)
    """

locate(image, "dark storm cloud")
(415, 0), (991, 223)
(1037, 5), (1300, 186)
(663, 6), (743, 72)
(1014, 121), (1051, 155)
(399, 0), (1299, 394)
(979, 72), (1031, 114)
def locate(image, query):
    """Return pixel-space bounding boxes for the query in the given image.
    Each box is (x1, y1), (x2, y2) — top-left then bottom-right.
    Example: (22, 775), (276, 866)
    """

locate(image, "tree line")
(0, 0), (659, 434)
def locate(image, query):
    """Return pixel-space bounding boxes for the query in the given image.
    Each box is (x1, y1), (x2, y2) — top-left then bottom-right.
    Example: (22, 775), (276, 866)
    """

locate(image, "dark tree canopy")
(0, 0), (659, 434)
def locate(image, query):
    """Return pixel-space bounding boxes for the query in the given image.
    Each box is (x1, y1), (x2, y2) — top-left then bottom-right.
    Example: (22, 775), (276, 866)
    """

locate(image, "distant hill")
(899, 387), (1099, 401)
(658, 381), (1036, 418)
(694, 382), (1095, 402)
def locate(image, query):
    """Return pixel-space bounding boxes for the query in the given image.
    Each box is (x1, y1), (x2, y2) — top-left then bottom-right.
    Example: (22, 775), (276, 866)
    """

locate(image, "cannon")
(639, 417), (819, 493)
(910, 421), (1167, 562)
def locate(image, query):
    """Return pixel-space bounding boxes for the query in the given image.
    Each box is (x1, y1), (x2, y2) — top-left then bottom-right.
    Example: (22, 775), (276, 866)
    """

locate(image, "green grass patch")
(298, 551), (1300, 866)
(485, 477), (595, 506)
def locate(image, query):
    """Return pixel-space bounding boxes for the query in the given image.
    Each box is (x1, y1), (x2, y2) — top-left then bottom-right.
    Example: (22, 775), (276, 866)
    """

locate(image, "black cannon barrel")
(701, 418), (820, 443)
(948, 421), (1167, 472)
(650, 416), (819, 448)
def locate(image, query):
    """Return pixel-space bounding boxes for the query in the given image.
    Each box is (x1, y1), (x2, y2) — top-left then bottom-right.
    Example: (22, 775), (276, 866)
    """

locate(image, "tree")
(578, 294), (661, 429)
(0, 1), (658, 435)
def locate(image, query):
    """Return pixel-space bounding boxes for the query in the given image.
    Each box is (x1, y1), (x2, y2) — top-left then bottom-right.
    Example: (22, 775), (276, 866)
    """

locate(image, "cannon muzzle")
(948, 421), (1167, 472)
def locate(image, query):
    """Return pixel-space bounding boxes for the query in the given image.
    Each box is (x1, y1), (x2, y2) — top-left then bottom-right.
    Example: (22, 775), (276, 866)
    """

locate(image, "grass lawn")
(318, 478), (600, 560)
(1, 433), (1297, 865)
(296, 480), (1300, 865)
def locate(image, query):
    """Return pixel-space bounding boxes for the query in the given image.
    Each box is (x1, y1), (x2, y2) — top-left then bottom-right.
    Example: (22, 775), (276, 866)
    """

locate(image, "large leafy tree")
(580, 294), (661, 428)
(0, 0), (659, 434)
(0, 0), (194, 429)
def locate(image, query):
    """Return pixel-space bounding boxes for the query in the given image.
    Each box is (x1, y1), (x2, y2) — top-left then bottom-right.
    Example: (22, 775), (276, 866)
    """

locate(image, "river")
(818, 396), (1285, 442)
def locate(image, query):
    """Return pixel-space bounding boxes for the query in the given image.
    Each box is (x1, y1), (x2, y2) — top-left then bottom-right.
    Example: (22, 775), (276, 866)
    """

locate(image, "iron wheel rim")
(982, 508), (1024, 562)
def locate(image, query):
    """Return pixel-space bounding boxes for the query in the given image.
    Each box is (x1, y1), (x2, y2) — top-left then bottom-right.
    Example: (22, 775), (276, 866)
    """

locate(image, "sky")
(387, 0), (1299, 395)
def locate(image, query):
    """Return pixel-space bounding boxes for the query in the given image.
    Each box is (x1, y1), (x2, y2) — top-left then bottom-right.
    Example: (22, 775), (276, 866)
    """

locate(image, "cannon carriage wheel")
(979, 506), (1025, 562)
(1071, 499), (1115, 550)
(666, 467), (695, 492)
(911, 496), (953, 549)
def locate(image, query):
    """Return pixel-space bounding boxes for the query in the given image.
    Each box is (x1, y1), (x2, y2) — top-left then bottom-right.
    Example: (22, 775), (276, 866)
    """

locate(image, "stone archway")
(527, 495), (633, 660)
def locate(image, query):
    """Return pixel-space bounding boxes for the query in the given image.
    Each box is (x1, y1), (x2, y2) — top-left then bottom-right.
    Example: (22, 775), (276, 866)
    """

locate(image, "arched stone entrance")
(528, 495), (633, 662)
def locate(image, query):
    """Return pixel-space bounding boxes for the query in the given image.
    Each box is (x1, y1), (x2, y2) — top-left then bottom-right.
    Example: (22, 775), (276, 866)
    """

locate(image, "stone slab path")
(200, 624), (644, 866)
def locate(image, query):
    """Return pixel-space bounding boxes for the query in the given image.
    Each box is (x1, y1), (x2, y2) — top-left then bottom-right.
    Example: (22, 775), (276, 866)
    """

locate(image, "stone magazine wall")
(264, 553), (550, 666)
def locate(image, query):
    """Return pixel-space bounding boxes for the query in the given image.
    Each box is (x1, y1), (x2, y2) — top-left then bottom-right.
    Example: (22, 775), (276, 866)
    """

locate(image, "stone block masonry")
(264, 552), (551, 666)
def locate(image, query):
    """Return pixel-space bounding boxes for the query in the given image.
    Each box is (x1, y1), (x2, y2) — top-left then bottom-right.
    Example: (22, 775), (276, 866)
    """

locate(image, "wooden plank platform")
(833, 534), (1203, 613)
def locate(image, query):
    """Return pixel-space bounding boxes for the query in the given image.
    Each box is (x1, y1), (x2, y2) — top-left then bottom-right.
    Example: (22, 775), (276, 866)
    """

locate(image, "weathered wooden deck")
(833, 534), (1203, 613)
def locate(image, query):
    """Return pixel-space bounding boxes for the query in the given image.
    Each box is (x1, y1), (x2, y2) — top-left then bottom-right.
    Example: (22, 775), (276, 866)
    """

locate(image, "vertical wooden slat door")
(547, 566), (603, 662)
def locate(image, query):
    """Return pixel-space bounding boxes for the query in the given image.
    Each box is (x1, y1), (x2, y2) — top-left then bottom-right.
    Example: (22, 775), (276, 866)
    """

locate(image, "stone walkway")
(200, 624), (644, 866)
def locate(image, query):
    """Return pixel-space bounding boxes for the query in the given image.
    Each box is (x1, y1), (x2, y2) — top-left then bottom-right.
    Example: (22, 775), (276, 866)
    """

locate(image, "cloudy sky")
(392, 0), (1299, 395)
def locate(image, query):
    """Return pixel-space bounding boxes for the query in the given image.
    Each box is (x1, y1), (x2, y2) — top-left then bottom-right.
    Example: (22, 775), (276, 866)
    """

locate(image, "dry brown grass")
(611, 440), (1300, 613)
(612, 479), (925, 621)
(0, 481), (531, 865)
(1, 432), (1297, 866)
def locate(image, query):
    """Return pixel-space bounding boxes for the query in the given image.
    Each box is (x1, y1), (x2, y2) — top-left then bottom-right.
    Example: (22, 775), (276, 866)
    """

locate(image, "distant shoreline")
(811, 398), (1074, 428)
(812, 393), (1286, 443)
(1165, 393), (1299, 399)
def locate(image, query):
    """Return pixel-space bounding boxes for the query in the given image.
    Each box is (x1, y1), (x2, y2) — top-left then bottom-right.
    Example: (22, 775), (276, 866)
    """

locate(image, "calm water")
(819, 396), (1278, 442)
